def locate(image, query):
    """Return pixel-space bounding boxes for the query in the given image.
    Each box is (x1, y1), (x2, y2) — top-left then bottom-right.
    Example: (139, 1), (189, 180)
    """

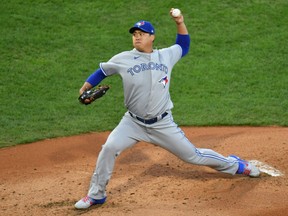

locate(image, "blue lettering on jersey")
(127, 62), (168, 76)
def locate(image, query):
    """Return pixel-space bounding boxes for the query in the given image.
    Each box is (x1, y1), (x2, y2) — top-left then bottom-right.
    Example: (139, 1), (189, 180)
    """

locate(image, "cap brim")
(129, 27), (151, 34)
(129, 27), (138, 33)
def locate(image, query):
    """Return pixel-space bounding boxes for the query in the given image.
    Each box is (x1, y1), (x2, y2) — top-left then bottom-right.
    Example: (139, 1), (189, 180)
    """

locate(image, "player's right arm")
(79, 68), (107, 94)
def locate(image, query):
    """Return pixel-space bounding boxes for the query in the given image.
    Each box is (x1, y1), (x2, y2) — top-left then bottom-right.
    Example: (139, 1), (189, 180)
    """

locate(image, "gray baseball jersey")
(100, 44), (182, 118)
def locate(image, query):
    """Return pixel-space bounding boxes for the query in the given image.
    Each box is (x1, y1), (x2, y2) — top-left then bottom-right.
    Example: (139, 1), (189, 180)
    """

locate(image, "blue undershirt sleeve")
(175, 34), (190, 57)
(86, 68), (107, 87)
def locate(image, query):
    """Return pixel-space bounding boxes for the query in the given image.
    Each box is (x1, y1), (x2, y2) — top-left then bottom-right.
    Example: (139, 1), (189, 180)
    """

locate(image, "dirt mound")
(1, 127), (287, 216)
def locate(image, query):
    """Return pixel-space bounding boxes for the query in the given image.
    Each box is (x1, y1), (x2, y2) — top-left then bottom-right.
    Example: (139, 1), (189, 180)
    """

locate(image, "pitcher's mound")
(0, 126), (287, 216)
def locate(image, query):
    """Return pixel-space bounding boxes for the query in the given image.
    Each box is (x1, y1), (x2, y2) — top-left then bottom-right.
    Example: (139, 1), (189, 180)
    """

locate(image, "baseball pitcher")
(75, 8), (260, 210)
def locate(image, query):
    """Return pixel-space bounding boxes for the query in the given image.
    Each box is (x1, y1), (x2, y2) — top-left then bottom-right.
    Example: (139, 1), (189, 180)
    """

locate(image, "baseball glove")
(78, 85), (110, 105)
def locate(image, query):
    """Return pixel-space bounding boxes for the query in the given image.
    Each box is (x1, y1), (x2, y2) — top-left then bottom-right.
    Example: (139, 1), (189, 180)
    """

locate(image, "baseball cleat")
(74, 195), (106, 209)
(230, 155), (260, 177)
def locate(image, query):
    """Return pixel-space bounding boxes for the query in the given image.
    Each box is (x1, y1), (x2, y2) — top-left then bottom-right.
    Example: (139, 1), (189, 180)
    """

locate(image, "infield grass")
(1, 0), (287, 147)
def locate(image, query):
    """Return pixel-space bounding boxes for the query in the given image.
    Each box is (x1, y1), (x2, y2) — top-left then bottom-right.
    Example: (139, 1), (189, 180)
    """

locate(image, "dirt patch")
(0, 127), (287, 216)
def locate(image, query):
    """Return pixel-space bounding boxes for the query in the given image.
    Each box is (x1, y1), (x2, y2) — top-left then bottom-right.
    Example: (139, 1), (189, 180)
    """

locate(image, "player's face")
(132, 30), (155, 53)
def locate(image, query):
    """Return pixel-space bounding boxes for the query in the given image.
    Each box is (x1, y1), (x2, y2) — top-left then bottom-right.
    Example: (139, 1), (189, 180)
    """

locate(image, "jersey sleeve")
(159, 44), (182, 67)
(100, 62), (119, 76)
(99, 52), (127, 76)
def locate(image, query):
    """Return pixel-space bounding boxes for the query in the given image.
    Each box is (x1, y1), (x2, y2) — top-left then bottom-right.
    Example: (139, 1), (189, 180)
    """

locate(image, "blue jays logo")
(136, 21), (145, 27)
(159, 76), (168, 88)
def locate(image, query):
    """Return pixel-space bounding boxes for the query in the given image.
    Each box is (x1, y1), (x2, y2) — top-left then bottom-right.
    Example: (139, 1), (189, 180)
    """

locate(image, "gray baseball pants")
(88, 111), (239, 199)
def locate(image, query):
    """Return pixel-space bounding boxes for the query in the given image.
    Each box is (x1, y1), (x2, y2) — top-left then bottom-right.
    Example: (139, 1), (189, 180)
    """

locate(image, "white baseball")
(172, 8), (181, 17)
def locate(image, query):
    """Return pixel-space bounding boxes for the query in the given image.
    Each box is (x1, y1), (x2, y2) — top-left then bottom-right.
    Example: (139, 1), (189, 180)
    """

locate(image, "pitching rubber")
(249, 160), (284, 177)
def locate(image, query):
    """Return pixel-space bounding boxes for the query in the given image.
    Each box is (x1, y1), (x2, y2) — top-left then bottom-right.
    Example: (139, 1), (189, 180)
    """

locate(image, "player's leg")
(75, 114), (147, 209)
(150, 113), (257, 175)
(152, 129), (238, 174)
(88, 114), (150, 198)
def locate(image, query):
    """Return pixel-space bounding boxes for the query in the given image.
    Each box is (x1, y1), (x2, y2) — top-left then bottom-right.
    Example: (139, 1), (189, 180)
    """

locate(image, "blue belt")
(129, 112), (168, 124)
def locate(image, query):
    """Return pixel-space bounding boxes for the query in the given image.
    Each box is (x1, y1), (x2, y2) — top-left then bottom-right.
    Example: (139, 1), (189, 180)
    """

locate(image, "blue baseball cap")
(129, 20), (155, 34)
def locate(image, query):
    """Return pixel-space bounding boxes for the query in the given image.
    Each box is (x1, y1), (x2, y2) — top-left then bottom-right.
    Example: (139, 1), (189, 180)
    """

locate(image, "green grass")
(1, 0), (287, 147)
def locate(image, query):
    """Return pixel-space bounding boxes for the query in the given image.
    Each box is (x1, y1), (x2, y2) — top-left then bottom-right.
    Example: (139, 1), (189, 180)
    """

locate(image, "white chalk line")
(249, 160), (284, 177)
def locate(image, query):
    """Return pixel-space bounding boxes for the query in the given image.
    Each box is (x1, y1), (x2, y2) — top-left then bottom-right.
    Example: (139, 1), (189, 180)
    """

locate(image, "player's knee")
(101, 143), (121, 158)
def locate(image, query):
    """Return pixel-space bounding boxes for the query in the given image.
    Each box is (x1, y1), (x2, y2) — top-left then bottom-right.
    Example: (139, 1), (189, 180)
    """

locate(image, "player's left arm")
(175, 34), (190, 57)
(170, 9), (190, 57)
